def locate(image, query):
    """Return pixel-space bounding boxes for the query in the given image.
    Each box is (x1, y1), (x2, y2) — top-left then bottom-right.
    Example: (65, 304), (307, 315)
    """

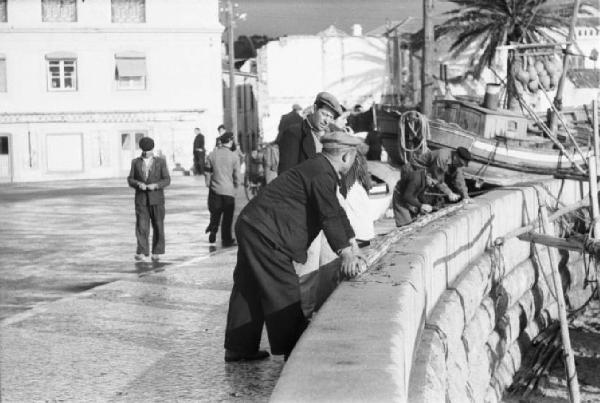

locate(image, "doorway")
(0, 134), (12, 183)
(120, 130), (148, 175)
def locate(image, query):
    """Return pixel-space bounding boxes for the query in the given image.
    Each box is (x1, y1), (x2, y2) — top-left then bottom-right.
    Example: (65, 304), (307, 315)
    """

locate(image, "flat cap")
(219, 131), (234, 144)
(314, 92), (343, 118)
(139, 137), (155, 152)
(321, 131), (364, 149)
(456, 146), (472, 165)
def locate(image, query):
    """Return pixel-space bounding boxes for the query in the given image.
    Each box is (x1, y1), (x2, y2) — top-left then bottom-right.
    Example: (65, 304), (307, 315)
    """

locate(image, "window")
(507, 120), (518, 132)
(0, 0), (7, 22)
(115, 52), (146, 90)
(121, 132), (146, 150)
(46, 52), (77, 91)
(0, 136), (7, 155)
(0, 55), (6, 92)
(42, 0), (77, 22)
(111, 0), (145, 23)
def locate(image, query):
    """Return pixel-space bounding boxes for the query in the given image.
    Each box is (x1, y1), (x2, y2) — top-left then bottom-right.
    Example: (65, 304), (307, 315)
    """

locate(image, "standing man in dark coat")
(127, 137), (171, 262)
(192, 128), (205, 175)
(204, 132), (240, 247)
(275, 103), (303, 143)
(277, 92), (343, 174)
(392, 169), (435, 226)
(224, 131), (368, 362)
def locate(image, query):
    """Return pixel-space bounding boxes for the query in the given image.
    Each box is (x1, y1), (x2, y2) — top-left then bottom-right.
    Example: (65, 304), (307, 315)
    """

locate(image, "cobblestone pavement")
(1, 176), (286, 402)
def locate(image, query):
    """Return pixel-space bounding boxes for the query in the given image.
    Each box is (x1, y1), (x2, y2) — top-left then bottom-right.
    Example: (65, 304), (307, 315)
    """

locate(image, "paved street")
(1, 176), (285, 401)
(0, 175), (244, 320)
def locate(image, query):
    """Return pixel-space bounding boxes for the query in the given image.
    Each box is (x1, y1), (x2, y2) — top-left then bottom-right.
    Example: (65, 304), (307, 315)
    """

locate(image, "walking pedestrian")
(127, 137), (171, 262)
(223, 131), (367, 362)
(193, 128), (205, 175)
(204, 131), (240, 247)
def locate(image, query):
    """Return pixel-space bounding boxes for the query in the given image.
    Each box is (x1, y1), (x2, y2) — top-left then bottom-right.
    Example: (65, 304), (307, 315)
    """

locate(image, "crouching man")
(393, 168), (436, 227)
(223, 131), (368, 362)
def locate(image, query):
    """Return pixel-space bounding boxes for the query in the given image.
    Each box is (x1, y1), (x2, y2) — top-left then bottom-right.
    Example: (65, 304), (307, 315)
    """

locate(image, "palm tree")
(412, 0), (598, 106)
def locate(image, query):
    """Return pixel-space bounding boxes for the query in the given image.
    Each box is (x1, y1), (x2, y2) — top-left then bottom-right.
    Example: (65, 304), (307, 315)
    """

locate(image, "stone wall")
(271, 179), (591, 403)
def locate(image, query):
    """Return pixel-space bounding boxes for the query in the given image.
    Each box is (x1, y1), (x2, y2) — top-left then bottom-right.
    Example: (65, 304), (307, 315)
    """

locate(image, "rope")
(398, 110), (430, 164)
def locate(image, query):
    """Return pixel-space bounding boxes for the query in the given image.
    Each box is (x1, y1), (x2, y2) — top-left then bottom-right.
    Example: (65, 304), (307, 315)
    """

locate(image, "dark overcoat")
(277, 119), (317, 174)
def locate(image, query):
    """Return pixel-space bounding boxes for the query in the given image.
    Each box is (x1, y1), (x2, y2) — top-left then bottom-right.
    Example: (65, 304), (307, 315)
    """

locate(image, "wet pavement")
(0, 176), (243, 320)
(1, 176), (285, 401)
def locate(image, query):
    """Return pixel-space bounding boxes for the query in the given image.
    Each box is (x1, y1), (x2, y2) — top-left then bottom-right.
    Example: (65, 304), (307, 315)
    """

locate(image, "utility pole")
(421, 0), (434, 116)
(227, 0), (237, 141)
(550, 0), (581, 134)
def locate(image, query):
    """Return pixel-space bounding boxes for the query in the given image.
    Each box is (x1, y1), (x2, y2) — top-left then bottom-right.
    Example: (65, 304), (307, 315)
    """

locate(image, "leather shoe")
(224, 349), (270, 362)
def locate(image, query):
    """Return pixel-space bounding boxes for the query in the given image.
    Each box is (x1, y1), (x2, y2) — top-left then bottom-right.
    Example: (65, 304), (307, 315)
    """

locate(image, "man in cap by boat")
(277, 91), (343, 174)
(127, 137), (171, 262)
(204, 131), (240, 247)
(223, 130), (368, 362)
(276, 91), (345, 318)
(412, 147), (472, 203)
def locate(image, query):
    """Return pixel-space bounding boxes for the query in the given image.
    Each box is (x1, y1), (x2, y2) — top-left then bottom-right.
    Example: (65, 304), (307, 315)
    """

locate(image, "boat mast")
(549, 0), (581, 133)
(421, 0), (434, 117)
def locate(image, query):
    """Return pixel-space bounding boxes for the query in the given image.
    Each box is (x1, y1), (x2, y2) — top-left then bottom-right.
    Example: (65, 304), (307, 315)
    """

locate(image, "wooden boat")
(374, 98), (592, 186)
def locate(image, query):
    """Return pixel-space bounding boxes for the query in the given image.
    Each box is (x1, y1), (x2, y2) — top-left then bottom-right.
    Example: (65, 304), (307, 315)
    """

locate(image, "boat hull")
(427, 120), (589, 175)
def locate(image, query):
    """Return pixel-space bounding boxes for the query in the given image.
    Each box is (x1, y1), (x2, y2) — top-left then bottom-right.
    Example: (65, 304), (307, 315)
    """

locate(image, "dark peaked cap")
(314, 92), (343, 118)
(456, 146), (472, 165)
(219, 131), (234, 143)
(139, 137), (155, 151)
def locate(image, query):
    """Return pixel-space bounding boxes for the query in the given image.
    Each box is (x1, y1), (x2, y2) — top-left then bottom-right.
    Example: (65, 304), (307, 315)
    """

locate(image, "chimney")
(352, 24), (363, 37)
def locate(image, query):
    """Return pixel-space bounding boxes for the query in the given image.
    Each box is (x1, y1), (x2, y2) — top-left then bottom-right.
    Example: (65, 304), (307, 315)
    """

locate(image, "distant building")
(256, 25), (388, 142)
(0, 0), (223, 183)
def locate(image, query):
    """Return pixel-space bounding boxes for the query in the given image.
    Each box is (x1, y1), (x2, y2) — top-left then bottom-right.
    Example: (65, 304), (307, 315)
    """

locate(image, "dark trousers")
(224, 220), (308, 356)
(207, 190), (235, 242)
(193, 151), (205, 175)
(135, 202), (166, 255)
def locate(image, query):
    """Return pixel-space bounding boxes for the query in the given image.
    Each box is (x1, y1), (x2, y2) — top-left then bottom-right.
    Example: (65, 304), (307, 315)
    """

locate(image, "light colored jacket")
(205, 146), (240, 197)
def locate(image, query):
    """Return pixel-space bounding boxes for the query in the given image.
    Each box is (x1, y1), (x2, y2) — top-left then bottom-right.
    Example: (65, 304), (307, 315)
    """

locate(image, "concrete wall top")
(270, 178), (587, 403)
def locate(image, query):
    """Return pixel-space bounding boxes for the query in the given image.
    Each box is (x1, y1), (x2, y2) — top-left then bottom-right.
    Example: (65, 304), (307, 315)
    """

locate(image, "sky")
(233, 0), (455, 37)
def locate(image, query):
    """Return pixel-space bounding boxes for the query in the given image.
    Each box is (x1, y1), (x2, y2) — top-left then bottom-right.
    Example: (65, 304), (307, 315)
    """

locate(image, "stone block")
(453, 254), (493, 323)
(441, 212), (473, 285)
(495, 259), (536, 318)
(462, 297), (495, 358)
(427, 290), (465, 345)
(407, 328), (446, 403)
(466, 342), (493, 403)
(446, 340), (470, 402)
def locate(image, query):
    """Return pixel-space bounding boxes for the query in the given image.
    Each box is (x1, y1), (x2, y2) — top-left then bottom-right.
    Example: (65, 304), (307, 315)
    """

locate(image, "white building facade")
(0, 0), (223, 183)
(256, 26), (388, 142)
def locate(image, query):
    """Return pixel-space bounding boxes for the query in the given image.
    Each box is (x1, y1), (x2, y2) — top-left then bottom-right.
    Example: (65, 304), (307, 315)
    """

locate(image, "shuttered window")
(0, 56), (6, 92)
(115, 52), (146, 90)
(0, 0), (7, 22)
(42, 0), (77, 22)
(111, 0), (145, 23)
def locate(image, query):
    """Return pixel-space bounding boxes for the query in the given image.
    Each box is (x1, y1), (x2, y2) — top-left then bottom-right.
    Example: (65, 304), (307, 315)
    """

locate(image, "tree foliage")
(412, 0), (599, 77)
